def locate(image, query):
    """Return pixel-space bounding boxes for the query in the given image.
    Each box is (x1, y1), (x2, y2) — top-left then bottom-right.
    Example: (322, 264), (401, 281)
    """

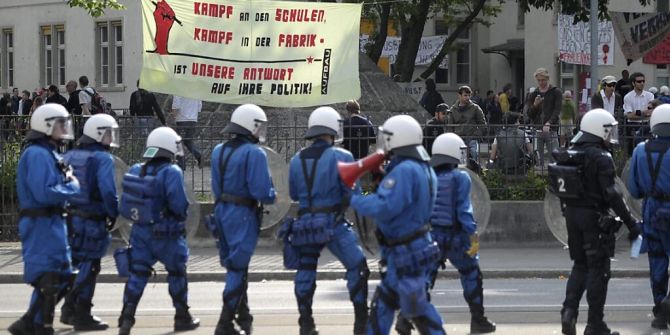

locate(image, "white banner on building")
(558, 14), (614, 65)
(360, 35), (448, 68)
(611, 12), (670, 64)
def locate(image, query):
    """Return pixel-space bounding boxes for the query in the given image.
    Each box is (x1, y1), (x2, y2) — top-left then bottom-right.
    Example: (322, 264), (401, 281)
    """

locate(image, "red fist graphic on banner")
(151, 0), (182, 55)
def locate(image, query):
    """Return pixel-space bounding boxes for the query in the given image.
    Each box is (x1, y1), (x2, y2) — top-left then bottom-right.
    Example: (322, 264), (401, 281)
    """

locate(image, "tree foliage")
(66, 0), (126, 17)
(519, 0), (652, 23)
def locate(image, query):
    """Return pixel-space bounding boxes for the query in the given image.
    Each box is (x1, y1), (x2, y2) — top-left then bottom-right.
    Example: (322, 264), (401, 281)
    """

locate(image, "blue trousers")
(368, 238), (444, 335)
(646, 236), (670, 315)
(430, 229), (484, 311)
(123, 226), (189, 311)
(68, 217), (110, 304)
(295, 223), (368, 321)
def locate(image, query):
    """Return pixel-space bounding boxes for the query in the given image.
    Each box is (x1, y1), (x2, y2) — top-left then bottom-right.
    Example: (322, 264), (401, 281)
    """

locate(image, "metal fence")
(0, 114), (649, 241)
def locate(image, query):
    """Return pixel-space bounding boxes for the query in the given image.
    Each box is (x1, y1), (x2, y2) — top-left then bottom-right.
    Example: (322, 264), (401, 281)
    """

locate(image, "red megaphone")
(338, 150), (386, 188)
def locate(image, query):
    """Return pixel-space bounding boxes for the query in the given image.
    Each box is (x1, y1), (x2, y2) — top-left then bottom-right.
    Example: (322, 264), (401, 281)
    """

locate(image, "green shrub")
(481, 169), (548, 201)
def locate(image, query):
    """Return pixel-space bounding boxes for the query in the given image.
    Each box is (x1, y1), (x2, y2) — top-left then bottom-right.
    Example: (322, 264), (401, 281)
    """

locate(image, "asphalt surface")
(0, 279), (661, 334)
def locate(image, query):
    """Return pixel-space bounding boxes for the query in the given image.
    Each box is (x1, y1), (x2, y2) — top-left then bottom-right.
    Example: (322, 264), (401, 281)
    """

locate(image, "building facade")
(0, 0), (665, 110)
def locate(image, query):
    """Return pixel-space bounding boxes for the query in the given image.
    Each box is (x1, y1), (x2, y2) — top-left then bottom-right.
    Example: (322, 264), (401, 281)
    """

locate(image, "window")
(0, 29), (13, 88)
(433, 24), (470, 85)
(560, 61), (575, 94)
(656, 64), (670, 87)
(97, 21), (123, 88)
(40, 25), (65, 87)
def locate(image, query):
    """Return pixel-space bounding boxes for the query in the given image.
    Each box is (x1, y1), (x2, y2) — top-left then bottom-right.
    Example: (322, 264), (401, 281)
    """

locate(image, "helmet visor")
(253, 120), (268, 144)
(101, 127), (120, 148)
(376, 126), (392, 153)
(457, 145), (468, 166)
(175, 140), (185, 157)
(334, 120), (344, 144)
(604, 123), (619, 144)
(47, 116), (74, 141)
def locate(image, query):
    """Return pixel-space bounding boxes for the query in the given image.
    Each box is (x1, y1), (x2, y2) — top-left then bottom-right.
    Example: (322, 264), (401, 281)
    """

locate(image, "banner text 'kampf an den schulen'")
(140, 0), (362, 107)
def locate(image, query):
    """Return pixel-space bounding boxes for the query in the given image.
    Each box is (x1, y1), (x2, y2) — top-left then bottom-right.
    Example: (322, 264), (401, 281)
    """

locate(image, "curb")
(0, 269), (649, 284)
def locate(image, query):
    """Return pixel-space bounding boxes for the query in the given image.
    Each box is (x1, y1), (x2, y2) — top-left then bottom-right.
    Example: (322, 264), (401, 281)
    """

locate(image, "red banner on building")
(643, 33), (670, 64)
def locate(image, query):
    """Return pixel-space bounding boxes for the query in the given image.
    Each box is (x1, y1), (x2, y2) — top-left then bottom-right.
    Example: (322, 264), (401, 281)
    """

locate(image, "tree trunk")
(393, 0), (431, 82)
(414, 0), (486, 82)
(367, 3), (392, 64)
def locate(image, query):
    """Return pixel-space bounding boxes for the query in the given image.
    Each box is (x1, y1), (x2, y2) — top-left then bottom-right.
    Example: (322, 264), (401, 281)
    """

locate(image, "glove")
(485, 160), (494, 170)
(627, 220), (642, 243)
(466, 233), (480, 257)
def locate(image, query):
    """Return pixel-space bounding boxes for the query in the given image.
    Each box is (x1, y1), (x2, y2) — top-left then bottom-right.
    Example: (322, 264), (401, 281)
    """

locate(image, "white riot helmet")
(651, 103), (670, 137)
(377, 115), (429, 160)
(650, 86), (659, 95)
(28, 103), (74, 141)
(82, 114), (119, 147)
(304, 106), (343, 143)
(660, 86), (669, 96)
(574, 108), (618, 144)
(430, 133), (467, 167)
(143, 127), (184, 159)
(223, 104), (268, 143)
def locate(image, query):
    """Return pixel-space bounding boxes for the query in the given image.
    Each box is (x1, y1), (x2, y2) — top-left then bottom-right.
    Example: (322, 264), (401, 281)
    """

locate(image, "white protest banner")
(611, 12), (670, 64)
(360, 35), (449, 68)
(140, 0), (362, 107)
(558, 14), (614, 65)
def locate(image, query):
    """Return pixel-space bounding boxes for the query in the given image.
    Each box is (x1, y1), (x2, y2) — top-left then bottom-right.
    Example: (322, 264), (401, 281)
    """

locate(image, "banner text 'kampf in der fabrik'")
(140, 0), (362, 107)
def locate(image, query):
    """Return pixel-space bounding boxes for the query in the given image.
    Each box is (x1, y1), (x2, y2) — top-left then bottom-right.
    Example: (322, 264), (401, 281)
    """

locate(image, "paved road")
(0, 278), (662, 334)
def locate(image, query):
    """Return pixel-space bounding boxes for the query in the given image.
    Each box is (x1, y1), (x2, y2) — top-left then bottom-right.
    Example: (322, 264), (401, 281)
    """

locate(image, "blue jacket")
(431, 168), (476, 235)
(63, 143), (118, 218)
(17, 140), (80, 210)
(289, 140), (360, 210)
(351, 156), (437, 240)
(127, 161), (189, 223)
(628, 138), (670, 232)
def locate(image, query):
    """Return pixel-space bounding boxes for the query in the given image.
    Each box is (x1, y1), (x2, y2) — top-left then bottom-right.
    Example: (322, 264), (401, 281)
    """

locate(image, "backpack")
(83, 88), (112, 115)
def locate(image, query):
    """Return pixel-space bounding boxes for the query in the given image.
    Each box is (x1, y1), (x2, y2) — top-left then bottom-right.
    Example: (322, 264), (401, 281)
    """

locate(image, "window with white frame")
(6, 30), (13, 88)
(560, 61), (575, 94)
(433, 22), (471, 86)
(97, 21), (123, 88)
(656, 64), (669, 87)
(40, 25), (65, 87)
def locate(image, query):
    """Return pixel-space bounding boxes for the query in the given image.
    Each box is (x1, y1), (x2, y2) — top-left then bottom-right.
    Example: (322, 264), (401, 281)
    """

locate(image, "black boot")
(34, 325), (54, 335)
(561, 308), (577, 335)
(394, 315), (413, 335)
(73, 300), (109, 331)
(236, 306), (253, 334)
(8, 315), (34, 335)
(60, 300), (75, 325)
(299, 315), (319, 335)
(215, 308), (245, 335)
(174, 308), (200, 331)
(118, 304), (136, 335)
(583, 323), (620, 335)
(652, 306), (669, 330)
(471, 315), (496, 334)
(353, 303), (368, 335)
(661, 297), (670, 324)
(470, 304), (496, 334)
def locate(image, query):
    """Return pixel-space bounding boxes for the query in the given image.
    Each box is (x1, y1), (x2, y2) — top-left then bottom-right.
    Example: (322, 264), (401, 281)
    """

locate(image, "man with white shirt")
(591, 76), (623, 119)
(172, 95), (203, 170)
(78, 76), (96, 115)
(623, 72), (654, 155)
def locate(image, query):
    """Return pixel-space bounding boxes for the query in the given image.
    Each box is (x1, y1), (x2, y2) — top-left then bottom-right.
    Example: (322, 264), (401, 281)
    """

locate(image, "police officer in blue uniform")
(351, 115), (445, 335)
(211, 104), (276, 335)
(628, 104), (670, 329)
(117, 127), (199, 335)
(59, 114), (119, 331)
(288, 106), (369, 335)
(549, 109), (640, 335)
(9, 104), (80, 335)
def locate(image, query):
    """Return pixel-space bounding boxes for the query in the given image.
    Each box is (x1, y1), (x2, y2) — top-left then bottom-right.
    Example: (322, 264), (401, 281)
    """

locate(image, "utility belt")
(19, 207), (65, 218)
(297, 204), (342, 216)
(376, 224), (431, 248)
(217, 193), (258, 208)
(431, 224), (459, 233)
(67, 208), (107, 221)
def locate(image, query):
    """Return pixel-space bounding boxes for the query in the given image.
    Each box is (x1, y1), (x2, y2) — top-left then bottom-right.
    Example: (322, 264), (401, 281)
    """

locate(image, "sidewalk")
(0, 242), (650, 284)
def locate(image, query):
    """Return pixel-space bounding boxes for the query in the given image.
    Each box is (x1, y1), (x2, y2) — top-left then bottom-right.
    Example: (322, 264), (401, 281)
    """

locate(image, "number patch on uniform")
(130, 208), (140, 221)
(558, 178), (566, 192)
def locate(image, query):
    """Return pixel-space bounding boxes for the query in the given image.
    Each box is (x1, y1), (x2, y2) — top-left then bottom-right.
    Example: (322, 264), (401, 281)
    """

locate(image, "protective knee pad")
(348, 260), (370, 303)
(38, 272), (61, 327)
(369, 287), (398, 335)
